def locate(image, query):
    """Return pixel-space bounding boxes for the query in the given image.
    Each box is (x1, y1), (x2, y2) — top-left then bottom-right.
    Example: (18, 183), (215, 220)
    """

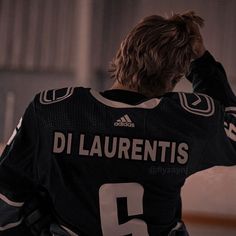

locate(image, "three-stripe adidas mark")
(114, 114), (135, 128)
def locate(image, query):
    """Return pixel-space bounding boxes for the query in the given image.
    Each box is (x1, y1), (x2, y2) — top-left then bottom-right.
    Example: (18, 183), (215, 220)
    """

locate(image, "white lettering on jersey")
(90, 136), (102, 157)
(178, 93), (215, 117)
(177, 143), (189, 164)
(159, 141), (170, 163)
(118, 138), (130, 159)
(143, 140), (157, 161)
(131, 139), (143, 160)
(79, 134), (89, 155)
(39, 87), (74, 105)
(104, 136), (117, 158)
(53, 132), (72, 154)
(52, 133), (189, 165)
(224, 122), (236, 141)
(170, 142), (177, 163)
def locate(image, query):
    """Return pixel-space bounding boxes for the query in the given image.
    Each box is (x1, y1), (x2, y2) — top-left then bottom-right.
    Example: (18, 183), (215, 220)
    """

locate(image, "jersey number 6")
(99, 183), (149, 236)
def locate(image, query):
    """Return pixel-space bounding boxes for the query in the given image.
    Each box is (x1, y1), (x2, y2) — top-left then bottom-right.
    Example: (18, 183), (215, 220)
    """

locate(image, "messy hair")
(109, 11), (204, 97)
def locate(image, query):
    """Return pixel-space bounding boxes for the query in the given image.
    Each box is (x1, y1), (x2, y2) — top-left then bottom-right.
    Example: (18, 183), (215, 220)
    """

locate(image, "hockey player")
(0, 11), (236, 236)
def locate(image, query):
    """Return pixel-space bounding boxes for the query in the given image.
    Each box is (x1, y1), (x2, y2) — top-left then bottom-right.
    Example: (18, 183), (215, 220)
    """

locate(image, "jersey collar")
(90, 89), (161, 109)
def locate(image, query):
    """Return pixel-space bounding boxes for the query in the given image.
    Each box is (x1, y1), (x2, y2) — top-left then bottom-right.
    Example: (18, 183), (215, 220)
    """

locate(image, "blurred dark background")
(0, 0), (236, 142)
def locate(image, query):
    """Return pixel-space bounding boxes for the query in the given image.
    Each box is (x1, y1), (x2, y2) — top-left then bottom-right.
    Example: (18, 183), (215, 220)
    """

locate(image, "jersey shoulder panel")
(168, 92), (217, 117)
(32, 87), (92, 129)
(33, 86), (91, 108)
(36, 87), (76, 105)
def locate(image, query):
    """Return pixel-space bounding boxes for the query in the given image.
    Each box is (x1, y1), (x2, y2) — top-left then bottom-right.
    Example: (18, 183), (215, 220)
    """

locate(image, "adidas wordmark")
(114, 114), (135, 128)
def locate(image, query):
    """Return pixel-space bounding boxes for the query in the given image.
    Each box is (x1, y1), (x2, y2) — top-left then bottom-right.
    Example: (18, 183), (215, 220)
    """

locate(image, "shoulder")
(28, 87), (92, 128)
(31, 87), (91, 121)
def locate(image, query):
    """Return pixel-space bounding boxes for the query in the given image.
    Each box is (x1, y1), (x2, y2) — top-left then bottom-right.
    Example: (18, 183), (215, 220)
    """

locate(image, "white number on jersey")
(99, 183), (149, 236)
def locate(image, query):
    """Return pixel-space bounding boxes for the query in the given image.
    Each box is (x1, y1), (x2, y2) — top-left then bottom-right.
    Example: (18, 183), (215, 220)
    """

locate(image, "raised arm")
(187, 51), (236, 107)
(185, 25), (236, 174)
(186, 20), (236, 107)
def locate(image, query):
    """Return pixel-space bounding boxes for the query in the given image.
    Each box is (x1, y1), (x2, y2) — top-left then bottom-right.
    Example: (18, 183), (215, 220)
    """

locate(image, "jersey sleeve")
(195, 107), (236, 172)
(187, 50), (236, 107)
(0, 101), (39, 235)
(186, 51), (236, 174)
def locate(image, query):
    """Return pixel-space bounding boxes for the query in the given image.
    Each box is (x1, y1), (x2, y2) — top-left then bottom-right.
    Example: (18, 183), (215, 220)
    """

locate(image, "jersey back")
(33, 87), (218, 235)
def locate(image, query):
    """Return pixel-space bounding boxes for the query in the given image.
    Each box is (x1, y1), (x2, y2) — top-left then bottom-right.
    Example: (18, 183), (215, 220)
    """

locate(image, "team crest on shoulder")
(178, 92), (215, 117)
(39, 87), (74, 105)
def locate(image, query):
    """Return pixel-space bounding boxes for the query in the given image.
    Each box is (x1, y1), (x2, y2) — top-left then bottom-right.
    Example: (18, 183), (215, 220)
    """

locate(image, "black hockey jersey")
(0, 51), (236, 236)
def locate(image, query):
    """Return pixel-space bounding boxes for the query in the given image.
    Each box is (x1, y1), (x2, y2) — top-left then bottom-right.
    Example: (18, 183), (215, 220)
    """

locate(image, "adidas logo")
(114, 114), (135, 128)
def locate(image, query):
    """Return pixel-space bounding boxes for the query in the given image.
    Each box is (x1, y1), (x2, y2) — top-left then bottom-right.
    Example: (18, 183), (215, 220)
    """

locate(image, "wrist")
(193, 45), (206, 59)
(196, 47), (206, 59)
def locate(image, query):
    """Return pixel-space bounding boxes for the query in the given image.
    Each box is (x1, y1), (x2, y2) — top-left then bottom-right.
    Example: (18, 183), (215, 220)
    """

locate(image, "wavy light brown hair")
(109, 11), (204, 97)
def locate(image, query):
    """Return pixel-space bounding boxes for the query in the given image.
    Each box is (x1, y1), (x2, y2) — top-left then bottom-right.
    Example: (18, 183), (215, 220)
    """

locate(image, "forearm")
(187, 51), (236, 107)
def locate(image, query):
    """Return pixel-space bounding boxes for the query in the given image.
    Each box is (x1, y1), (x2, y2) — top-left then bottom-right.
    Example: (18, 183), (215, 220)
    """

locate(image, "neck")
(110, 81), (138, 93)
